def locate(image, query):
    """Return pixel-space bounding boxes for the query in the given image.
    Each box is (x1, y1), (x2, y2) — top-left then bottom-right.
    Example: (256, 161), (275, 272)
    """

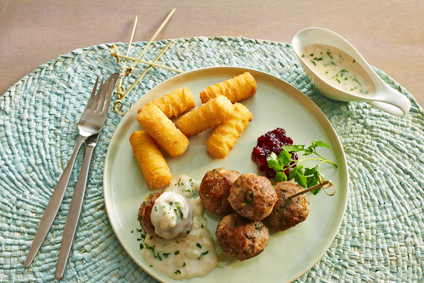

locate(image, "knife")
(55, 133), (99, 280)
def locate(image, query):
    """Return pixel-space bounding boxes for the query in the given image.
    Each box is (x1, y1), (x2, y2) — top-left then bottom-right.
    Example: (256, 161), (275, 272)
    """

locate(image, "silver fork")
(24, 73), (119, 268)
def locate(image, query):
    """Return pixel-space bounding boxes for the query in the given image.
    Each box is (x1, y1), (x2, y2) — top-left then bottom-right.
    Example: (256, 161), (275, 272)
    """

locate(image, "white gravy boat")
(292, 27), (411, 117)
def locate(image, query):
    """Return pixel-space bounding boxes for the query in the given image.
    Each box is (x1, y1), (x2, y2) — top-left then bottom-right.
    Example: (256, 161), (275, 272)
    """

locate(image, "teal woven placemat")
(1, 36), (423, 282)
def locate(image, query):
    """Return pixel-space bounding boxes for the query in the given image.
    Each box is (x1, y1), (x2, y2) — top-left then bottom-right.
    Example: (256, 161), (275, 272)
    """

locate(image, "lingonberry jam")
(251, 128), (298, 179)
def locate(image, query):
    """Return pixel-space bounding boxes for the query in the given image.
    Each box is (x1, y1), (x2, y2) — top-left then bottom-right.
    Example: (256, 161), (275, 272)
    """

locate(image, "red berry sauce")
(251, 128), (298, 179)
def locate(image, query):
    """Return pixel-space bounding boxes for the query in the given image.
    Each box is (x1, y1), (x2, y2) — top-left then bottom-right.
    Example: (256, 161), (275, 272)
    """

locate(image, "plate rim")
(103, 66), (349, 283)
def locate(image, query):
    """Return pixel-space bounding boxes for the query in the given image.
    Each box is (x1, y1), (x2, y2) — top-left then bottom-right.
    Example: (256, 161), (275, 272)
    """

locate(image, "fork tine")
(93, 78), (105, 112)
(98, 78), (112, 114)
(85, 76), (99, 110)
(100, 73), (119, 114)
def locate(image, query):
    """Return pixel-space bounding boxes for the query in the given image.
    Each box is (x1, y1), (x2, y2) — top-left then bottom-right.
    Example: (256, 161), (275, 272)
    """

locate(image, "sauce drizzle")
(141, 175), (218, 279)
(302, 44), (375, 96)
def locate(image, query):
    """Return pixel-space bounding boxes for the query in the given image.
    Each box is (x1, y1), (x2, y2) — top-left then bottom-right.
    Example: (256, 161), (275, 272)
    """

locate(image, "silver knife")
(55, 133), (99, 280)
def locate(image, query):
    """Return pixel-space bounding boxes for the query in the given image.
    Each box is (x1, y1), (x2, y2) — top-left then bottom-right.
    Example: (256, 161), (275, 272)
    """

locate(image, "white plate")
(103, 67), (349, 283)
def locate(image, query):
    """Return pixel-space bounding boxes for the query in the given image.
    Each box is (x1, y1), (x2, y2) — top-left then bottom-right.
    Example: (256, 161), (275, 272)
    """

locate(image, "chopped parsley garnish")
(352, 77), (361, 85)
(244, 191), (254, 204)
(174, 208), (184, 219)
(254, 223), (263, 231)
(198, 251), (209, 259)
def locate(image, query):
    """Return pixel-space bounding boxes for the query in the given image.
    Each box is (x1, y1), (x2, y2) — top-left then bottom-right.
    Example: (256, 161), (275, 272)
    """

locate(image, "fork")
(24, 73), (119, 268)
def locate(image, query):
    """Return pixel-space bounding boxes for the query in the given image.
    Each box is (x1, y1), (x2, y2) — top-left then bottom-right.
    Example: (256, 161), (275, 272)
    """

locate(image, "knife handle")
(55, 137), (96, 280)
(24, 135), (87, 268)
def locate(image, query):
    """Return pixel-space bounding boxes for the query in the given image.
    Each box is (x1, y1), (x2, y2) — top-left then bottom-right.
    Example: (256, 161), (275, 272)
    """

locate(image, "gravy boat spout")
(292, 27), (411, 117)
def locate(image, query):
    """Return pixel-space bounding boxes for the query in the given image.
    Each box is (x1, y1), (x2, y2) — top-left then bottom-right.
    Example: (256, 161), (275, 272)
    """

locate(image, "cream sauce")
(141, 175), (218, 279)
(150, 192), (193, 239)
(302, 44), (375, 96)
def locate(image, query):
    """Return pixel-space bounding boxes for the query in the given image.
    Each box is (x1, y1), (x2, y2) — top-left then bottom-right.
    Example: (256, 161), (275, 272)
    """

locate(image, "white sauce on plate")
(150, 192), (193, 239)
(302, 44), (375, 96)
(141, 175), (218, 279)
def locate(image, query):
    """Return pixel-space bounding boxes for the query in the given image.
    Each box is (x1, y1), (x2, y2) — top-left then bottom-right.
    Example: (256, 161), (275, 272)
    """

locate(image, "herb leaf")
(274, 171), (288, 183)
(289, 165), (307, 188)
(268, 151), (289, 171)
(267, 140), (337, 193)
(282, 144), (304, 153)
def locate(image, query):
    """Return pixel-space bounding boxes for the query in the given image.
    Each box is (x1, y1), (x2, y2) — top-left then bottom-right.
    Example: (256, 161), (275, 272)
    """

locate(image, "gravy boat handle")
(366, 81), (411, 117)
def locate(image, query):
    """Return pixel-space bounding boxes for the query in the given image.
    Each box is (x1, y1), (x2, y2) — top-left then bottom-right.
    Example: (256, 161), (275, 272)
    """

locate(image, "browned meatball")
(266, 181), (309, 231)
(137, 192), (162, 238)
(199, 168), (240, 216)
(216, 213), (269, 261)
(228, 173), (277, 221)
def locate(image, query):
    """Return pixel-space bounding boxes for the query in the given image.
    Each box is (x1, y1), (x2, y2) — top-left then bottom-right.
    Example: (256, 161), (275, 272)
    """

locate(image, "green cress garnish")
(267, 140), (338, 195)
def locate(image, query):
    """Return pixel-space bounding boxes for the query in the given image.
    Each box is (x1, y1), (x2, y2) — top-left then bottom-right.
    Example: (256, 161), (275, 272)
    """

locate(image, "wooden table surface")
(1, 0), (423, 107)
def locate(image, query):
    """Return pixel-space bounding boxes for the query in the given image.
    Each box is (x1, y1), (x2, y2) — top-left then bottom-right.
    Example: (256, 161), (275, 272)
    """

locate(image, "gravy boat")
(292, 27), (411, 117)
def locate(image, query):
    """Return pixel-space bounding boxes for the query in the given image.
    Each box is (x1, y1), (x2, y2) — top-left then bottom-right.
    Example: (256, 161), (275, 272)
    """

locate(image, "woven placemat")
(1, 36), (423, 282)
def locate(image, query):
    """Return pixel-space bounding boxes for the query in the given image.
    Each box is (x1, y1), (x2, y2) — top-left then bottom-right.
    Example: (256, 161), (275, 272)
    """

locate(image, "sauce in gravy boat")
(292, 27), (411, 117)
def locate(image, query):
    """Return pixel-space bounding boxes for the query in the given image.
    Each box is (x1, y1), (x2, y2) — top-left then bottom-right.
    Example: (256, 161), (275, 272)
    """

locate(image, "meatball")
(265, 181), (309, 231)
(216, 213), (269, 261)
(228, 173), (277, 221)
(199, 168), (240, 216)
(137, 192), (162, 238)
